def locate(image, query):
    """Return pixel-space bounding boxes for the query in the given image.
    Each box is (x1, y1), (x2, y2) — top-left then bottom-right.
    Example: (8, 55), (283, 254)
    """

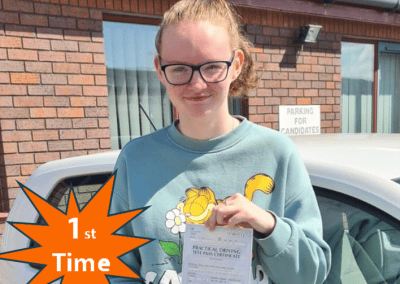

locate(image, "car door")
(315, 187), (400, 284)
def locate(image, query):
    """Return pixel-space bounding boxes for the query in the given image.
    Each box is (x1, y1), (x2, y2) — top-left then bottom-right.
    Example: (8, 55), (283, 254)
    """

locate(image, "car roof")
(291, 133), (400, 182)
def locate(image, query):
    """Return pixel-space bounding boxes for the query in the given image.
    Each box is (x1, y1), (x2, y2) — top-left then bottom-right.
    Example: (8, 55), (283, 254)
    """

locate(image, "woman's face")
(154, 20), (242, 121)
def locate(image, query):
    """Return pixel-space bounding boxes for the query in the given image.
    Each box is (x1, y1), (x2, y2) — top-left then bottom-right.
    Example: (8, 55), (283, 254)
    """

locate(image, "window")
(316, 188), (400, 283)
(341, 41), (400, 133)
(103, 20), (173, 150)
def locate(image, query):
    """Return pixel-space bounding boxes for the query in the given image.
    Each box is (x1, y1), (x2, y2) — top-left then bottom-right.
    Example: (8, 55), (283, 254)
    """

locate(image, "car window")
(315, 187), (400, 284)
(30, 173), (111, 269)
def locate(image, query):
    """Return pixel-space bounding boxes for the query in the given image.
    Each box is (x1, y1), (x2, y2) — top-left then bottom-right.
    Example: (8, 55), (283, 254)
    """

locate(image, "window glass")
(317, 193), (400, 283)
(378, 43), (400, 133)
(103, 21), (173, 150)
(341, 42), (374, 133)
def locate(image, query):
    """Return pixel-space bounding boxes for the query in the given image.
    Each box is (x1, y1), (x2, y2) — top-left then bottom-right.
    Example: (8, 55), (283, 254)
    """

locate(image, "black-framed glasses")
(160, 52), (235, 85)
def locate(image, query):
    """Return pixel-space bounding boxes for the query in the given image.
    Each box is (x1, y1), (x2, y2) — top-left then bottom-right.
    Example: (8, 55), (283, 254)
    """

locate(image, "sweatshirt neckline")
(166, 116), (251, 153)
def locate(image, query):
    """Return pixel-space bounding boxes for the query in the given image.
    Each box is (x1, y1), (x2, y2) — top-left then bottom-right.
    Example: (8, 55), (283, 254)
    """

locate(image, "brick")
(0, 85), (27, 95)
(281, 80), (296, 88)
(77, 19), (102, 31)
(32, 129), (59, 140)
(319, 90), (333, 97)
(70, 97), (96, 107)
(53, 63), (80, 73)
(60, 129), (85, 139)
(72, 117), (97, 128)
(98, 118), (109, 128)
(4, 153), (34, 165)
(49, 17), (77, 29)
(64, 30), (91, 41)
(264, 63), (280, 71)
(81, 64), (106, 74)
(255, 35), (270, 45)
(55, 86), (82, 96)
(11, 73), (40, 84)
(30, 108), (56, 118)
(68, 75), (94, 85)
(246, 25), (262, 35)
(37, 27), (63, 40)
(66, 52), (92, 63)
(22, 38), (50, 50)
(62, 6), (89, 18)
(0, 95), (13, 107)
(312, 81), (325, 89)
(2, 130), (31, 142)
(3, 142), (18, 153)
(5, 165), (21, 176)
(272, 89), (288, 97)
(96, 97), (108, 106)
(61, 150), (87, 159)
(297, 98), (311, 105)
(78, 42), (103, 53)
(289, 89), (303, 97)
(271, 54), (284, 63)
(0, 11), (19, 24)
(57, 108), (84, 118)
(21, 164), (39, 176)
(5, 25), (35, 38)
(249, 115), (264, 123)
(16, 119), (45, 129)
(87, 128), (110, 139)
(0, 61), (22, 72)
(1, 120), (16, 130)
(48, 140), (73, 151)
(319, 74), (333, 81)
(74, 139), (99, 150)
(34, 3), (62, 15)
(297, 81), (311, 89)
(93, 53), (105, 64)
(25, 62), (52, 73)
(46, 118), (72, 129)
(83, 86), (108, 98)
(28, 85), (54, 96)
(20, 14), (48, 27)
(304, 73), (319, 81)
(3, 0), (34, 12)
(333, 74), (341, 82)
(264, 80), (280, 88)
(0, 48), (6, 59)
(8, 49), (38, 61)
(39, 51), (65, 62)
(263, 27), (280, 36)
(265, 114), (279, 122)
(303, 56), (318, 65)
(281, 97), (296, 105)
(44, 96), (69, 107)
(256, 106), (272, 114)
(304, 89), (319, 97)
(84, 107), (108, 117)
(326, 97), (335, 104)
(0, 36), (22, 48)
(326, 82), (335, 89)
(326, 66), (335, 73)
(100, 139), (111, 149)
(312, 65), (325, 73)
(51, 40), (79, 51)
(19, 141), (48, 153)
(296, 64), (312, 72)
(35, 152), (60, 163)
(0, 108), (29, 118)
(95, 75), (107, 85)
(41, 74), (67, 85)
(14, 97), (43, 107)
(272, 72), (288, 80)
(312, 97), (326, 105)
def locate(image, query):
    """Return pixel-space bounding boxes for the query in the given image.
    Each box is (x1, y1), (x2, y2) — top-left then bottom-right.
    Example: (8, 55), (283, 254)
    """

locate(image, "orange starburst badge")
(0, 173), (152, 284)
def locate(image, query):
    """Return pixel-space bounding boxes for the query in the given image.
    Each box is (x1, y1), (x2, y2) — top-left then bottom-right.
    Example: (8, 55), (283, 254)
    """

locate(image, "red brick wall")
(0, 0), (111, 218)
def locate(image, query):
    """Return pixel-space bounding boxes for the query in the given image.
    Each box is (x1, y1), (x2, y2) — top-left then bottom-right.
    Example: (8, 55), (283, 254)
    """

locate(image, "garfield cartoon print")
(156, 174), (275, 280)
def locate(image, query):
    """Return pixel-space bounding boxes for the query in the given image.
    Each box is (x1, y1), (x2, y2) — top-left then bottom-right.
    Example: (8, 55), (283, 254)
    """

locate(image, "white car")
(1, 134), (400, 284)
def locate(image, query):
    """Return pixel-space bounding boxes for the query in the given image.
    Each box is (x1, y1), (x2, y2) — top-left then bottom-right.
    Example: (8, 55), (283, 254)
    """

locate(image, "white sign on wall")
(279, 105), (321, 136)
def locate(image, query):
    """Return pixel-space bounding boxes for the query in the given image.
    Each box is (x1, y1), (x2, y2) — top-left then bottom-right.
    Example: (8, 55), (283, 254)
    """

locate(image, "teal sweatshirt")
(109, 117), (331, 284)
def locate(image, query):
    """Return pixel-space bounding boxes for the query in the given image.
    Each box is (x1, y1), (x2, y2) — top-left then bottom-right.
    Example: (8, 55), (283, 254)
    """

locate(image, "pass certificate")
(182, 224), (253, 284)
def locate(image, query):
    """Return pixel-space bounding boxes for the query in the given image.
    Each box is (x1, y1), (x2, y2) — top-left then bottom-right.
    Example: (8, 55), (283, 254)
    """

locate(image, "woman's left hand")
(204, 193), (276, 237)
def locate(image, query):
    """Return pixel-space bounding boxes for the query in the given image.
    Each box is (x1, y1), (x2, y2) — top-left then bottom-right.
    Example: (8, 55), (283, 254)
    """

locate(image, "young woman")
(110, 0), (331, 283)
